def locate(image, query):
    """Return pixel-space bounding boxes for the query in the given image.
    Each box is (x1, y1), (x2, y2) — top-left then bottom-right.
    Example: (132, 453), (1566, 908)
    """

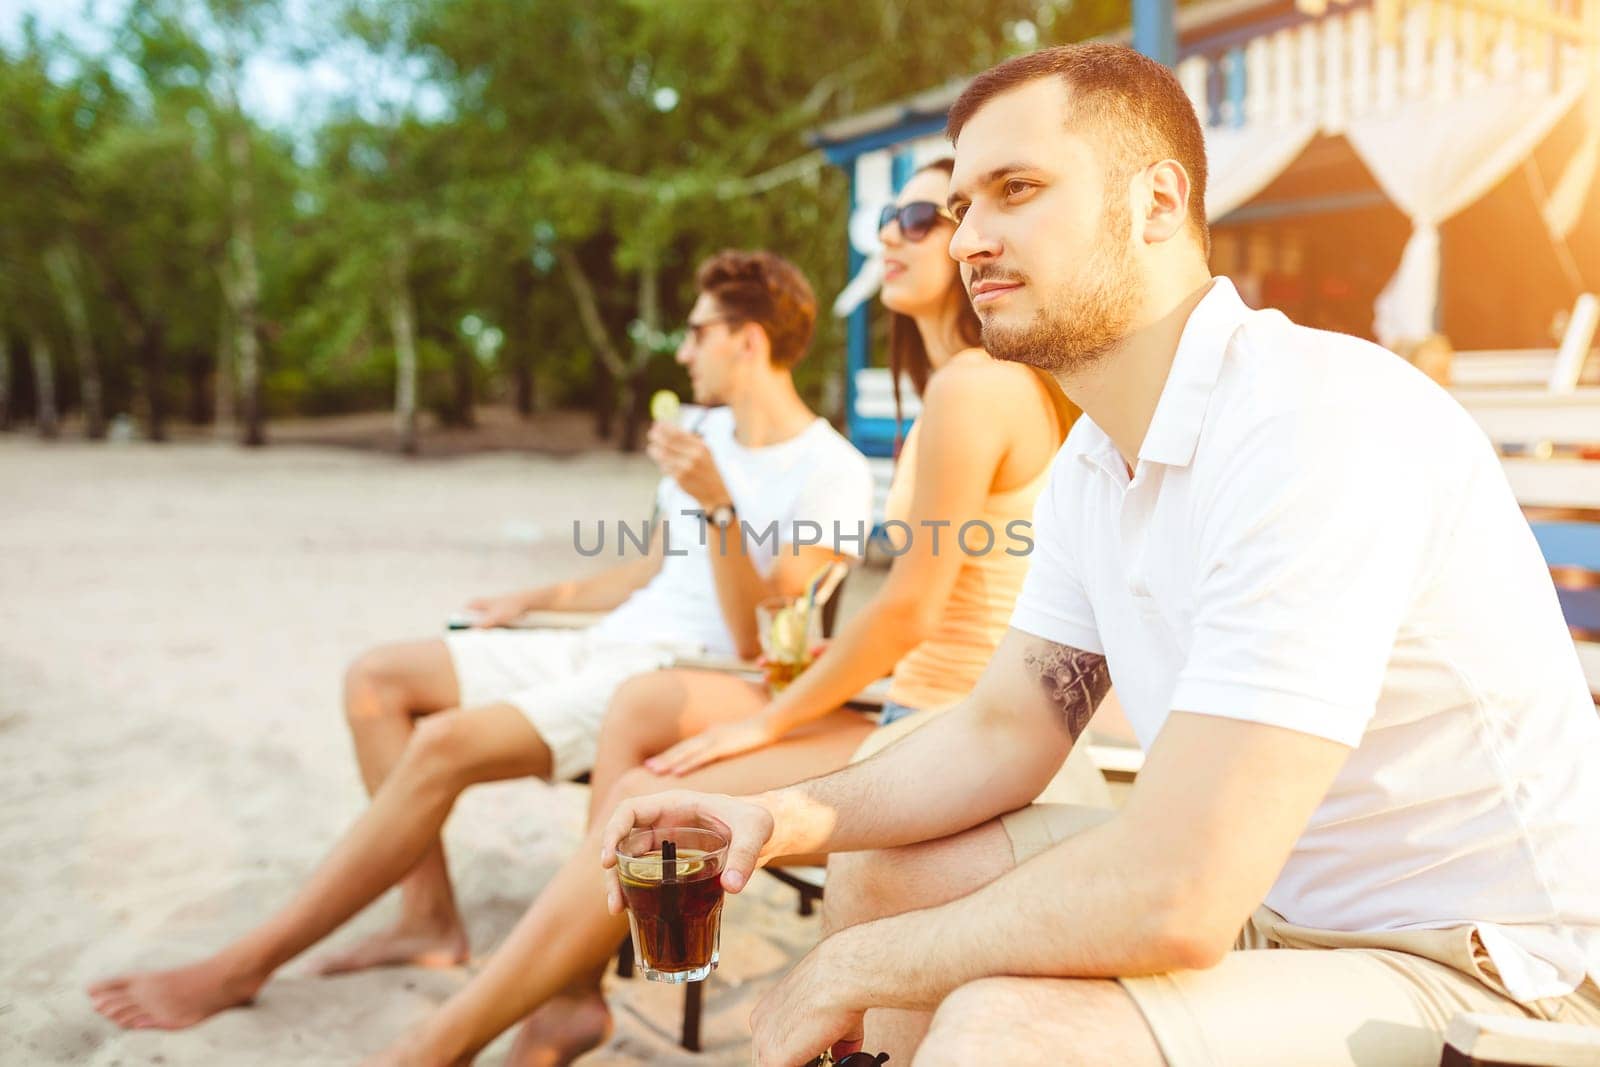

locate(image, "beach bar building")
(812, 0), (1600, 460)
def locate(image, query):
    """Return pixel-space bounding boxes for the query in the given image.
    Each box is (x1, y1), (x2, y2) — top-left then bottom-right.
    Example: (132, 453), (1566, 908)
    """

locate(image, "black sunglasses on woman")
(877, 200), (958, 242)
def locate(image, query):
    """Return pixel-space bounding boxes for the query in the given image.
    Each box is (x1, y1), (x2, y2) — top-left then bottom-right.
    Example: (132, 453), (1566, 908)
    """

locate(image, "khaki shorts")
(849, 705), (1112, 809)
(1001, 803), (1600, 1067)
(445, 628), (685, 781)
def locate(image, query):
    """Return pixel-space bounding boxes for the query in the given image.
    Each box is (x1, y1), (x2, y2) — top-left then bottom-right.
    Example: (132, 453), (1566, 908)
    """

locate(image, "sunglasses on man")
(877, 200), (958, 243)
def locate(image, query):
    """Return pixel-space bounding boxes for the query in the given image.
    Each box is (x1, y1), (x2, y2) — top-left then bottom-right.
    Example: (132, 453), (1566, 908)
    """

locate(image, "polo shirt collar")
(1136, 276), (1250, 469)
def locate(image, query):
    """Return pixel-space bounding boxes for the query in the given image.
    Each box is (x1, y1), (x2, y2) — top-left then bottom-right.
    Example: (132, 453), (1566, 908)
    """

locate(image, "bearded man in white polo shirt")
(597, 44), (1600, 1067)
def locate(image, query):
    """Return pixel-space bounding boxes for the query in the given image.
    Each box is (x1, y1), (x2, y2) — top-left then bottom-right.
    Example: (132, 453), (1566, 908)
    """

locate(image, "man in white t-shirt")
(87, 250), (873, 1030)
(597, 46), (1600, 1067)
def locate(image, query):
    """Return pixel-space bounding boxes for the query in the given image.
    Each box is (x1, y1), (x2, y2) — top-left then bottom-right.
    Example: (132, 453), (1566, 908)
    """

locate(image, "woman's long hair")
(886, 158), (1079, 452)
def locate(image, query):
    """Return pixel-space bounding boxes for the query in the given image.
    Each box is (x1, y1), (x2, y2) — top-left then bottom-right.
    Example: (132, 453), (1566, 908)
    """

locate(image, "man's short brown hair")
(947, 43), (1210, 255)
(694, 250), (818, 368)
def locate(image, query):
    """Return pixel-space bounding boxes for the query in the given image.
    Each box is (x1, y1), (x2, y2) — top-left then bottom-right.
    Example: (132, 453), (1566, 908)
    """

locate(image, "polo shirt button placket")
(1120, 467), (1157, 601)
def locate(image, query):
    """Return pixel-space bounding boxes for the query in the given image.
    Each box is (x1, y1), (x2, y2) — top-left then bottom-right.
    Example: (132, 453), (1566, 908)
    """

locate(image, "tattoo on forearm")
(1024, 643), (1110, 740)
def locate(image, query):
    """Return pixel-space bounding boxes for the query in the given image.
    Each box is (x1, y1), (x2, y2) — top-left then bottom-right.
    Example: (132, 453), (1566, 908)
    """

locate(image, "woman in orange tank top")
(363, 161), (1090, 1066)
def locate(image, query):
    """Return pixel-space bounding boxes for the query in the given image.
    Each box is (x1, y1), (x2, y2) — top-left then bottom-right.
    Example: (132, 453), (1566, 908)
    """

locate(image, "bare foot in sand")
(88, 957), (262, 1030)
(360, 989), (611, 1067)
(504, 990), (613, 1067)
(311, 918), (469, 976)
(360, 1046), (470, 1067)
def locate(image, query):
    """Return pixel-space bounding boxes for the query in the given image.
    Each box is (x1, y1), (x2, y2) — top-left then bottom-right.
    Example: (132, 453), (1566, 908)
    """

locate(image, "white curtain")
(830, 75), (1585, 340)
(1345, 80), (1583, 346)
(1204, 121), (1320, 220)
(1542, 118), (1600, 242)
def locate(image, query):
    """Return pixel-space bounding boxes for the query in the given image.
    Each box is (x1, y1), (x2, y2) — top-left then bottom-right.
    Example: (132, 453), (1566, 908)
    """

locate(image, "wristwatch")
(705, 501), (737, 531)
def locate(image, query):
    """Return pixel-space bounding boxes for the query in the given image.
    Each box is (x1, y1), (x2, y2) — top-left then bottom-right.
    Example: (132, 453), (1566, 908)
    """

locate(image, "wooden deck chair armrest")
(669, 653), (896, 709)
(671, 652), (762, 674)
(1551, 565), (1600, 590)
(508, 610), (610, 630)
(844, 678), (891, 710)
(1440, 1012), (1600, 1066)
(1577, 640), (1600, 706)
(1086, 742), (1144, 784)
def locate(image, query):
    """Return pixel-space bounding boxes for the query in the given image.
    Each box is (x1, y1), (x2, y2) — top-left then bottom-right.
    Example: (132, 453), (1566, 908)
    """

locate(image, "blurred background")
(0, 0), (1135, 457)
(3, 0), (1595, 457)
(3, 4), (1598, 1064)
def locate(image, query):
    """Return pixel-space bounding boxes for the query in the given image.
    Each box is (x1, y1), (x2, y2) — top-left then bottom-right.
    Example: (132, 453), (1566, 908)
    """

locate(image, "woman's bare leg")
(365, 700), (875, 1067)
(332, 640), (467, 970)
(585, 669), (768, 822)
(88, 703), (552, 1031)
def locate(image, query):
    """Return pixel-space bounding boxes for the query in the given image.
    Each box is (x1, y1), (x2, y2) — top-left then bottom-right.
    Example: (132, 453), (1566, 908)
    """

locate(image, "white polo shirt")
(592, 408), (874, 656)
(1011, 277), (1600, 1003)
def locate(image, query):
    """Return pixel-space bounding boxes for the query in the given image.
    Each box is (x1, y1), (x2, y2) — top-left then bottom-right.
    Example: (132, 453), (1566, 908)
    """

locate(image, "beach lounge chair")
(1440, 1012), (1600, 1066)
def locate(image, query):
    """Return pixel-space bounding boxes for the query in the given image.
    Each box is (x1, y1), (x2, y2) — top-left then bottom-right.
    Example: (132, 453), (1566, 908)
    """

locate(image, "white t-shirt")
(1011, 277), (1600, 1003)
(591, 408), (874, 656)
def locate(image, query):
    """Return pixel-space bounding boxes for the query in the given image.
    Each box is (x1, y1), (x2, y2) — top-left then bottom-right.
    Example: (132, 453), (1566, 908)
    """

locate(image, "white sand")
(0, 437), (825, 1065)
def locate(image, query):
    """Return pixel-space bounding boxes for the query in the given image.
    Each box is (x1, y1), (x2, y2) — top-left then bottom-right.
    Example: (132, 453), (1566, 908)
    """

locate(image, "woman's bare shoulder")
(927, 349), (1042, 403)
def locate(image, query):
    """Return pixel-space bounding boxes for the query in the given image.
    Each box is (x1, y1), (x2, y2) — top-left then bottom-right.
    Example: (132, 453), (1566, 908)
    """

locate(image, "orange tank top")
(883, 403), (1054, 711)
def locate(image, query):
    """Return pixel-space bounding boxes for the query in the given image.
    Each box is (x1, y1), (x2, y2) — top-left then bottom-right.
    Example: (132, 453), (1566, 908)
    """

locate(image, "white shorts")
(445, 628), (688, 781)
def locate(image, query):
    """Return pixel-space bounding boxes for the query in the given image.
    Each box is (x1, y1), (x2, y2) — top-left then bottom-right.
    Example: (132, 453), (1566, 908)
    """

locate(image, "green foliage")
(0, 0), (1128, 440)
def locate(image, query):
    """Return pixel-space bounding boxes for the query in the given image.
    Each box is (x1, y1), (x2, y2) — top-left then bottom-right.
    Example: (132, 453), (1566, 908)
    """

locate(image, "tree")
(403, 0), (1118, 448)
(0, 0), (1132, 450)
(44, 245), (105, 438)
(0, 23), (127, 438)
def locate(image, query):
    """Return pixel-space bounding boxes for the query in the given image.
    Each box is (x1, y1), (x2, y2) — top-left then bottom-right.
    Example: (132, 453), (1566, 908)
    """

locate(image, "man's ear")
(1140, 159), (1193, 245)
(741, 322), (773, 366)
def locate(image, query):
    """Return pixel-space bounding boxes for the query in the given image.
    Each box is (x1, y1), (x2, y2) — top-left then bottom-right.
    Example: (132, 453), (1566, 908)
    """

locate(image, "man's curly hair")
(694, 250), (818, 368)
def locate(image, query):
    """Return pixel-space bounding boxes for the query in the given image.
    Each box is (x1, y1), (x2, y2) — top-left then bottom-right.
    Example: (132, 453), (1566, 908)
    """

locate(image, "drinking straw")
(661, 838), (687, 964)
(814, 561), (847, 609)
(802, 559), (834, 624)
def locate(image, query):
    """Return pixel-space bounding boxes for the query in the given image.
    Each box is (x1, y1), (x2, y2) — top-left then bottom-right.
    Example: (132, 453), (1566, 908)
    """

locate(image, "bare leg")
(336, 640), (466, 967)
(365, 702), (875, 1067)
(88, 703), (552, 1031)
(819, 819), (1020, 1062)
(915, 977), (1164, 1067)
(584, 669), (767, 823)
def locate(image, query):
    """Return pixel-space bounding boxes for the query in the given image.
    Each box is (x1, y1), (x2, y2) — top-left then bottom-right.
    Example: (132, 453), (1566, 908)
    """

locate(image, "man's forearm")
(826, 815), (1197, 1013)
(532, 555), (660, 613)
(701, 517), (790, 658)
(758, 698), (1070, 860)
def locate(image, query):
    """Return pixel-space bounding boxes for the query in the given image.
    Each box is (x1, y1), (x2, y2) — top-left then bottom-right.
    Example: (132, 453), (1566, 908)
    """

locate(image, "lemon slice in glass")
(621, 851), (710, 884)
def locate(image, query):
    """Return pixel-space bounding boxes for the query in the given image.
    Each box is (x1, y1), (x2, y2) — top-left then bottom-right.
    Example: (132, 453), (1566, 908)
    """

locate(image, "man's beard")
(977, 208), (1141, 376)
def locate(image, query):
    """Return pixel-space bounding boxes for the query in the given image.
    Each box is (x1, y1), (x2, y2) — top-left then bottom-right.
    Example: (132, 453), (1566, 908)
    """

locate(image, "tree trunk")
(508, 259), (537, 416)
(44, 243), (105, 439)
(142, 320), (167, 442)
(213, 282), (235, 439)
(619, 260), (660, 454)
(593, 359), (615, 440)
(388, 246), (419, 455)
(450, 343), (475, 428)
(620, 368), (650, 452)
(188, 354), (210, 424)
(29, 331), (59, 439)
(0, 334), (13, 431)
(557, 246), (627, 441)
(226, 123), (265, 447)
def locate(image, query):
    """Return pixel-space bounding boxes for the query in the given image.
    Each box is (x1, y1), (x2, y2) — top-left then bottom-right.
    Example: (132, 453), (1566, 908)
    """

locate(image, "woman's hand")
(644, 717), (781, 776)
